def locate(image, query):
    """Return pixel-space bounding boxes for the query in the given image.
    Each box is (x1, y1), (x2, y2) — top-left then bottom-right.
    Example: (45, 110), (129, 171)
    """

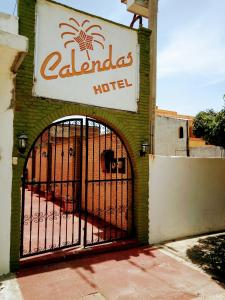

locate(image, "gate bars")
(84, 119), (133, 246)
(20, 117), (133, 258)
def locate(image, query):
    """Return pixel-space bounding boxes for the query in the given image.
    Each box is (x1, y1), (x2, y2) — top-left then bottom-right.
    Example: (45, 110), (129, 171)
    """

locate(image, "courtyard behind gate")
(21, 117), (133, 257)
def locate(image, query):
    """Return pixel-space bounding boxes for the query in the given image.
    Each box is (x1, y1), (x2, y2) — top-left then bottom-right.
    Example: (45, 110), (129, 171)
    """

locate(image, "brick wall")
(10, 0), (151, 271)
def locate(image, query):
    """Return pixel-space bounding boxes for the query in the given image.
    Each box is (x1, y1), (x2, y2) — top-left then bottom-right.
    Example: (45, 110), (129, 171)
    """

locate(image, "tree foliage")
(193, 107), (225, 148)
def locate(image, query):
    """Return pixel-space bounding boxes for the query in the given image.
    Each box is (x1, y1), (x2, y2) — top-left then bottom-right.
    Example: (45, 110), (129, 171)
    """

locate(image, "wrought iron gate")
(20, 117), (133, 258)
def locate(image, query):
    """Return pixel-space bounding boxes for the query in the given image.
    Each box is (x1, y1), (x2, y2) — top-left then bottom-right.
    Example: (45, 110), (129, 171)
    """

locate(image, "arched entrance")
(20, 117), (134, 257)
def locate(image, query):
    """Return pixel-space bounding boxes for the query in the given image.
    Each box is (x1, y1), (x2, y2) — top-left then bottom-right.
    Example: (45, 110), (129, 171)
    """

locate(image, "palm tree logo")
(59, 18), (105, 61)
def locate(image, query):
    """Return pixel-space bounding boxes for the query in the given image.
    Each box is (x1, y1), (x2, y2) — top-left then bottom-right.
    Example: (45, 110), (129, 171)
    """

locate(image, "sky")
(1, 0), (225, 116)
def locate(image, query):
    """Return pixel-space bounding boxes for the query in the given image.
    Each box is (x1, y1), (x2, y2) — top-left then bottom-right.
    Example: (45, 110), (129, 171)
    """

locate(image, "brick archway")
(20, 116), (134, 257)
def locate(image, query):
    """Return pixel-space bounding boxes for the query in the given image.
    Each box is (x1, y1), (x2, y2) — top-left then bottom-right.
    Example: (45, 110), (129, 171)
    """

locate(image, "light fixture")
(140, 141), (150, 157)
(18, 133), (28, 154)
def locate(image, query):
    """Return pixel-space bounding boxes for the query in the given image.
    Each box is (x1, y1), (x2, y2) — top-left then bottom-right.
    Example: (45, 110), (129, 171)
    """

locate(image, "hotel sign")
(34, 0), (140, 112)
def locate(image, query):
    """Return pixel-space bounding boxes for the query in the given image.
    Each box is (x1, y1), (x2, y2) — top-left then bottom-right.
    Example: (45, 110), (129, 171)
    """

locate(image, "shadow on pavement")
(16, 246), (156, 278)
(186, 234), (225, 287)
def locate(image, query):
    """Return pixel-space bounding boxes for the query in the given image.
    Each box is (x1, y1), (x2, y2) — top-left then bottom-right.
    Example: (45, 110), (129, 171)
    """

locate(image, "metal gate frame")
(83, 118), (134, 247)
(20, 117), (134, 258)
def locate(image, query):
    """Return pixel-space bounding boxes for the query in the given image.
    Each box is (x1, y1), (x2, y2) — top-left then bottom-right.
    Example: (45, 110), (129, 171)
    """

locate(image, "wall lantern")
(140, 141), (150, 157)
(18, 133), (28, 154)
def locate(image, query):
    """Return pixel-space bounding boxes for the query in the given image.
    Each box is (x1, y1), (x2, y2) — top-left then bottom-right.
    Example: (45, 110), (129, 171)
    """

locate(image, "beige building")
(155, 108), (225, 157)
(0, 12), (28, 275)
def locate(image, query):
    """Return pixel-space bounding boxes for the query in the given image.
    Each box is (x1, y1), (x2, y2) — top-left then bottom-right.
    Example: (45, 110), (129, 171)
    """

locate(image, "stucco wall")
(0, 36), (16, 276)
(0, 105), (14, 275)
(0, 12), (18, 34)
(0, 13), (28, 275)
(190, 146), (225, 158)
(155, 116), (187, 156)
(155, 116), (224, 158)
(149, 156), (225, 244)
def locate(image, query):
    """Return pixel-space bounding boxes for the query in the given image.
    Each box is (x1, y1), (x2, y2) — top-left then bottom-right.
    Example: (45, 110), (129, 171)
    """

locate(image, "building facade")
(0, 12), (28, 275)
(155, 108), (225, 157)
(5, 0), (152, 274)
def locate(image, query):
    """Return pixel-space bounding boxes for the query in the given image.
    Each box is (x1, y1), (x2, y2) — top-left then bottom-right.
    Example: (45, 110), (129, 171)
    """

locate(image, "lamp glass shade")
(142, 141), (149, 153)
(18, 134), (28, 153)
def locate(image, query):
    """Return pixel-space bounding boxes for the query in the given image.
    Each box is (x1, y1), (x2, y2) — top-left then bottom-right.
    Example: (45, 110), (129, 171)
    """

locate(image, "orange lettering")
(126, 52), (133, 66)
(102, 45), (117, 70)
(124, 79), (132, 87)
(92, 60), (102, 72)
(117, 80), (125, 89)
(40, 45), (134, 81)
(81, 61), (91, 74)
(93, 85), (102, 94)
(40, 51), (62, 80)
(109, 81), (117, 90)
(102, 83), (110, 92)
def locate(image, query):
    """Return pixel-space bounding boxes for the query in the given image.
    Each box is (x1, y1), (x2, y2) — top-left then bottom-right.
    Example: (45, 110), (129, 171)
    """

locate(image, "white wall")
(149, 155), (225, 244)
(155, 115), (224, 158)
(0, 110), (14, 275)
(0, 48), (15, 276)
(0, 12), (18, 34)
(155, 116), (187, 156)
(190, 146), (225, 158)
(0, 13), (28, 275)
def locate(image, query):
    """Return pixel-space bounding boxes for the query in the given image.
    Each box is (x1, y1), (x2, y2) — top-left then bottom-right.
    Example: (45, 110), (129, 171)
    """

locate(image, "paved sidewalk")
(162, 232), (225, 264)
(1, 246), (225, 300)
(0, 274), (23, 300)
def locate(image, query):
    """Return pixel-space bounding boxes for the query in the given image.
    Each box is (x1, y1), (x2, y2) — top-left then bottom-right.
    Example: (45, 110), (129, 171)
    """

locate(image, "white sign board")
(34, 0), (139, 112)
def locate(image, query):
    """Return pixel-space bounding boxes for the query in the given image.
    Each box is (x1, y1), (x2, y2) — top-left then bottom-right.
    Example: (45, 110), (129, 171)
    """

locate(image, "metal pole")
(148, 0), (158, 154)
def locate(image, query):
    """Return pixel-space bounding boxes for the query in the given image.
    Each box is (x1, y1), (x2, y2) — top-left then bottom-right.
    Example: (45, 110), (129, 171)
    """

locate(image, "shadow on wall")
(186, 234), (225, 287)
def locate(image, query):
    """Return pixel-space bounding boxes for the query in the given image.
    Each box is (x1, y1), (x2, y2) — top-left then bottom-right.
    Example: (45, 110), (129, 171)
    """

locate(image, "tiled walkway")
(13, 246), (225, 300)
(22, 190), (125, 256)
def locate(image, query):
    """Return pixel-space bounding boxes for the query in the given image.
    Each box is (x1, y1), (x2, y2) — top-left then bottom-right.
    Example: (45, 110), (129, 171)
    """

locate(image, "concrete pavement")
(1, 245), (225, 300)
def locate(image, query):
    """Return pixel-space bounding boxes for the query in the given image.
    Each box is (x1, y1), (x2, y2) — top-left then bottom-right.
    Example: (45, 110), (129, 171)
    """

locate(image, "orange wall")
(26, 131), (132, 230)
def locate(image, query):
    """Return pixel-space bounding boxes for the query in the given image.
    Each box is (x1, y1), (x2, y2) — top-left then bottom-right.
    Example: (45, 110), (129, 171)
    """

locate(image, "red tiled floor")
(22, 190), (125, 256)
(16, 246), (225, 300)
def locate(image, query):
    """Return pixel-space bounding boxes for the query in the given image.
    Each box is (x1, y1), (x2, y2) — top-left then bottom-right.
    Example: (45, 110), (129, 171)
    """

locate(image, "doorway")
(20, 117), (134, 258)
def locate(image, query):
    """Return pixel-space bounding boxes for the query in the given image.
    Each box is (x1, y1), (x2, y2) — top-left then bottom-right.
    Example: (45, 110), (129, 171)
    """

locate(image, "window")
(101, 150), (126, 174)
(179, 126), (184, 138)
(101, 150), (114, 173)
